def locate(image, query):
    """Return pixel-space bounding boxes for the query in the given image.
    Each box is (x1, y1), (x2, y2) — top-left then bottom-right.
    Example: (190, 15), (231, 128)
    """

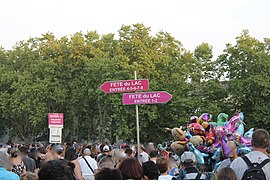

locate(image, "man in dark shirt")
(19, 146), (36, 172)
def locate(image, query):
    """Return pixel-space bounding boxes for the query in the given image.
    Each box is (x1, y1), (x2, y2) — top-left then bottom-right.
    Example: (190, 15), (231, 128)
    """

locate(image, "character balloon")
(205, 125), (215, 146)
(165, 127), (188, 155)
(212, 147), (221, 162)
(190, 116), (198, 124)
(217, 113), (229, 126)
(189, 135), (205, 147)
(188, 123), (205, 136)
(187, 142), (204, 165)
(244, 128), (254, 139)
(199, 113), (212, 123)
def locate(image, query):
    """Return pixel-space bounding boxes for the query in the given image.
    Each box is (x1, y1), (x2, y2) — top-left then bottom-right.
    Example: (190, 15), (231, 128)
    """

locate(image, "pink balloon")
(226, 113), (242, 133)
(222, 138), (235, 157)
(240, 136), (252, 147)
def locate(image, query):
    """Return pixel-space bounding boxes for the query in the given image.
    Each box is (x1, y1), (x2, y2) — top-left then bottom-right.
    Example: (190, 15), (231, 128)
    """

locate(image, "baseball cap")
(103, 145), (110, 152)
(180, 151), (196, 163)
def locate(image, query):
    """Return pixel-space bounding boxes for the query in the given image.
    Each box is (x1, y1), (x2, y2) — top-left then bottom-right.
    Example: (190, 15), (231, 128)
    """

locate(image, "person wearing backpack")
(230, 129), (270, 180)
(179, 151), (206, 180)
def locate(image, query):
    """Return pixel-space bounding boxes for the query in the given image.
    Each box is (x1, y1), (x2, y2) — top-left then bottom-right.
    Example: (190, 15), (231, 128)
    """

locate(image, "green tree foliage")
(217, 30), (270, 131)
(0, 26), (269, 143)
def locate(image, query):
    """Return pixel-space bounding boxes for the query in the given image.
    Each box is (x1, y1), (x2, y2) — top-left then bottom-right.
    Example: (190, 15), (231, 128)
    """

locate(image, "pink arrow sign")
(123, 91), (172, 105)
(100, 79), (149, 93)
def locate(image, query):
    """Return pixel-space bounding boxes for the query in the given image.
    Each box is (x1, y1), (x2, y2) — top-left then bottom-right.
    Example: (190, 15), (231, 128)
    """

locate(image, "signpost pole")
(134, 70), (140, 159)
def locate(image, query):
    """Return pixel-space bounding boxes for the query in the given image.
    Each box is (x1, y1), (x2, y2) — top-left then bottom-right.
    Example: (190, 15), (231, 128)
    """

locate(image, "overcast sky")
(1, 0), (270, 57)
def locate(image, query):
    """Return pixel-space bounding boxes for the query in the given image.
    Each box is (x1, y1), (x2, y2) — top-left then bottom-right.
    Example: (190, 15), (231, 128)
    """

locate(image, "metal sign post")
(134, 71), (140, 158)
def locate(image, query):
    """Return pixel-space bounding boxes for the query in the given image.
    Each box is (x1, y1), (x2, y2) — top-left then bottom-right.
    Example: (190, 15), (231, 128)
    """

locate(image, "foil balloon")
(202, 121), (210, 131)
(217, 113), (229, 126)
(213, 141), (221, 148)
(225, 113), (243, 133)
(188, 123), (206, 136)
(221, 138), (231, 157)
(212, 147), (221, 162)
(215, 126), (226, 140)
(232, 132), (242, 143)
(237, 146), (252, 156)
(187, 142), (204, 165)
(185, 131), (192, 139)
(157, 144), (167, 152)
(239, 112), (244, 121)
(202, 152), (209, 158)
(206, 125), (215, 146)
(244, 128), (254, 139)
(170, 142), (186, 155)
(209, 122), (217, 128)
(166, 127), (187, 143)
(190, 116), (199, 124)
(189, 135), (205, 147)
(236, 123), (245, 135)
(157, 144), (169, 158)
(199, 113), (212, 122)
(205, 132), (215, 146)
(221, 139), (238, 157)
(172, 127), (186, 141)
(239, 136), (252, 147)
(197, 145), (210, 153)
(236, 112), (245, 134)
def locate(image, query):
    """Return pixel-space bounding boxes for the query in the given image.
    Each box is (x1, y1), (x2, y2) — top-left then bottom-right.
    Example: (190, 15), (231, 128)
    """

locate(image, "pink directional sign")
(48, 113), (64, 127)
(123, 91), (172, 105)
(100, 79), (149, 93)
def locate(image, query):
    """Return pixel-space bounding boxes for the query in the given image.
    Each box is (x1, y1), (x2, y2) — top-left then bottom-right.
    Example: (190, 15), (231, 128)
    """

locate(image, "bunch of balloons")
(162, 112), (254, 170)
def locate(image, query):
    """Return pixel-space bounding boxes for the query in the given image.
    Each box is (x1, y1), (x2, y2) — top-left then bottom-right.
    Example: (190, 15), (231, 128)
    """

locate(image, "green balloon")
(217, 113), (229, 126)
(209, 122), (217, 128)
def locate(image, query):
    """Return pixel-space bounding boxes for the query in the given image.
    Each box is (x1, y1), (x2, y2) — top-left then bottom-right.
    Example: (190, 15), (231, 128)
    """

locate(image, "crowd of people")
(0, 128), (269, 180)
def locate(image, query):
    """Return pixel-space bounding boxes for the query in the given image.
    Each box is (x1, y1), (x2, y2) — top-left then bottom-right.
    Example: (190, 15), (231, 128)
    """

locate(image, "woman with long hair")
(117, 158), (144, 180)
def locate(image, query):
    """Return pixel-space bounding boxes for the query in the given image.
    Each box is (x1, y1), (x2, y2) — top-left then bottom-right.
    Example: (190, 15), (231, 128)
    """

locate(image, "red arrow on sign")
(100, 79), (149, 93)
(123, 91), (172, 105)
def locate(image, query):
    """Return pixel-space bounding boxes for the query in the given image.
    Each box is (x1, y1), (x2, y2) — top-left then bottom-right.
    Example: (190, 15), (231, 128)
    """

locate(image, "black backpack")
(173, 171), (203, 180)
(241, 156), (270, 180)
(172, 173), (202, 180)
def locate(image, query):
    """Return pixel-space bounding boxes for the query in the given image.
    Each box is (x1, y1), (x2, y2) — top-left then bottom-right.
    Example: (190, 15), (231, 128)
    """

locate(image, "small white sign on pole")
(49, 127), (62, 143)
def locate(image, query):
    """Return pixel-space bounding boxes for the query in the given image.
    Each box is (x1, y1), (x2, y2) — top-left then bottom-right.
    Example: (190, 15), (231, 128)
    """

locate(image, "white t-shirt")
(216, 158), (231, 172)
(78, 156), (98, 177)
(185, 173), (206, 180)
(158, 174), (174, 180)
(230, 151), (270, 180)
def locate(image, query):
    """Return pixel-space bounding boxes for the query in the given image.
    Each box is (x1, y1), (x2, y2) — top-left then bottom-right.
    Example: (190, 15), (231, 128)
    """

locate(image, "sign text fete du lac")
(100, 79), (149, 93)
(123, 91), (172, 105)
